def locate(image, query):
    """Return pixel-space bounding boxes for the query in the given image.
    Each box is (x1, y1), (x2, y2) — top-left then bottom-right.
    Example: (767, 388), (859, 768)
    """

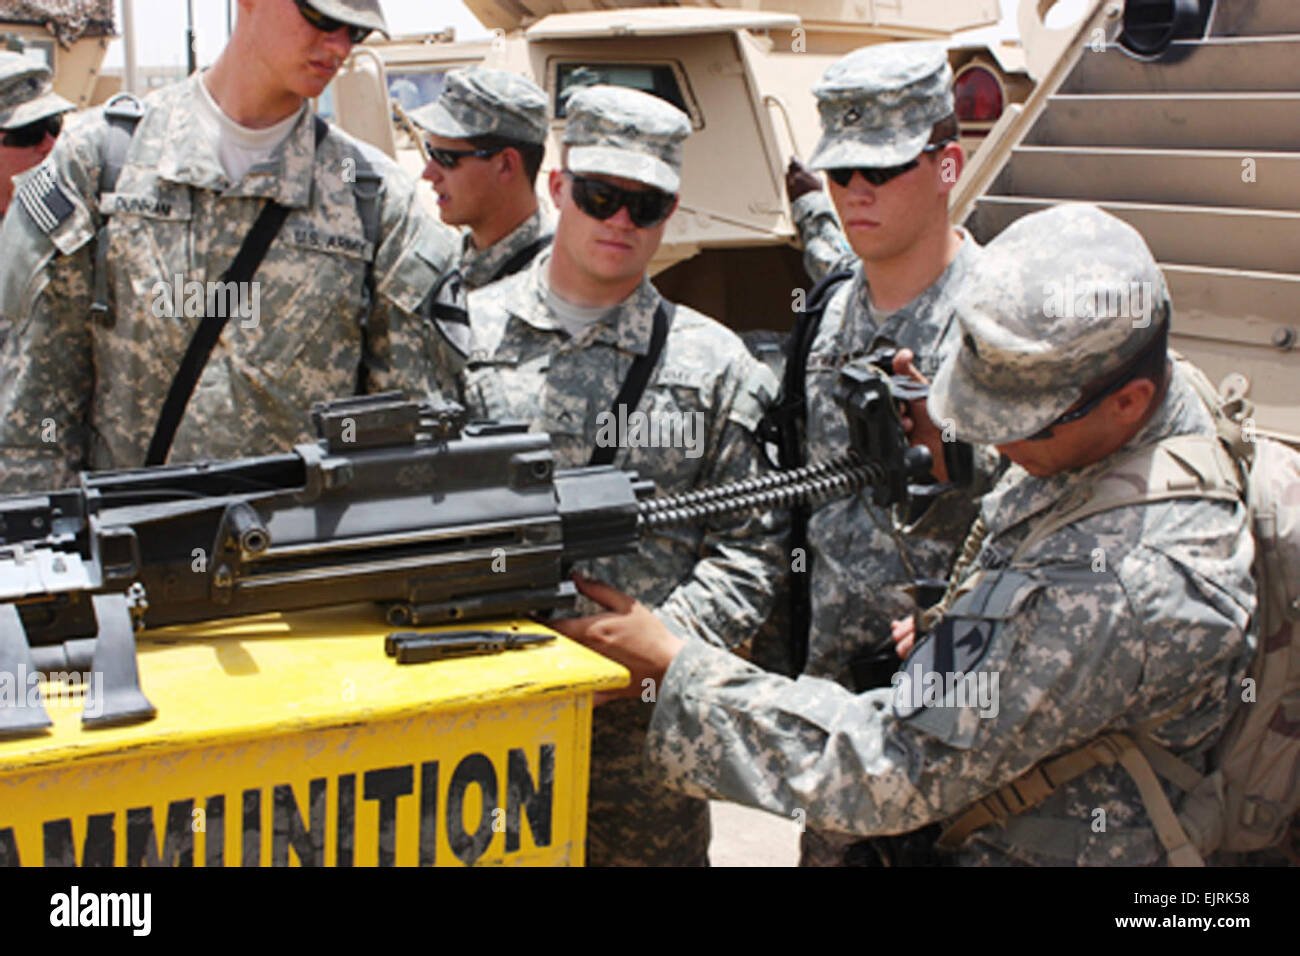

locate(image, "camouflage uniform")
(802, 241), (983, 685)
(643, 204), (1257, 866)
(0, 51), (75, 343)
(457, 207), (556, 292)
(795, 44), (991, 864)
(409, 67), (555, 292)
(791, 191), (854, 284)
(0, 69), (460, 491)
(463, 86), (781, 866)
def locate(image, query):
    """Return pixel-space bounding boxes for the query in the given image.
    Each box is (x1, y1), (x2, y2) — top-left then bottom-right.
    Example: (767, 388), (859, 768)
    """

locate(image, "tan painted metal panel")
(994, 147), (1300, 210)
(1211, 0), (1300, 37)
(467, 0), (999, 36)
(1028, 93), (1300, 150)
(524, 8), (799, 39)
(1165, 263), (1300, 443)
(1060, 37), (1300, 94)
(971, 196), (1300, 275)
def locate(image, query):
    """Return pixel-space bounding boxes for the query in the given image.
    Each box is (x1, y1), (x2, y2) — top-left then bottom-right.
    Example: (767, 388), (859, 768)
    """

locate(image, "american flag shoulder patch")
(16, 162), (76, 235)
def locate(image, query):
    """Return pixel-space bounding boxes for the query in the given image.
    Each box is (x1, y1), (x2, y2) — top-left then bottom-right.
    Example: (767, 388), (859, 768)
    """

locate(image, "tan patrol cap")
(808, 42), (954, 170)
(562, 85), (690, 194)
(409, 67), (548, 145)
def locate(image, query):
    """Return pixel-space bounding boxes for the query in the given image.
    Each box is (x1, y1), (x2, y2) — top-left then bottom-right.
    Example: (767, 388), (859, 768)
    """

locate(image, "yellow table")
(0, 605), (627, 866)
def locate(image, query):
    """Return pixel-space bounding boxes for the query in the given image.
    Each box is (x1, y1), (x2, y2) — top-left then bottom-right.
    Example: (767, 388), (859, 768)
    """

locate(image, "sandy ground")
(708, 799), (801, 866)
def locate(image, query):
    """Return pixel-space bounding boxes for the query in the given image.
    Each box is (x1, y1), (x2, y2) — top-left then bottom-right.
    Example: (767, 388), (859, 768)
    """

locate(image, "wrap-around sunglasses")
(1, 114), (62, 149)
(564, 171), (676, 229)
(826, 137), (957, 188)
(295, 0), (372, 45)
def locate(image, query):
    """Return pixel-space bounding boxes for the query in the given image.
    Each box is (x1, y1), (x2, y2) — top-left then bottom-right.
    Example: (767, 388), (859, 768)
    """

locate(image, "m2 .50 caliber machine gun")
(0, 358), (967, 737)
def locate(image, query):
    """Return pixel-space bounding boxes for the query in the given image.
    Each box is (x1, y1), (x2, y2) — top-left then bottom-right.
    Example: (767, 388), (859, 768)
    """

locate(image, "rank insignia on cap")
(843, 107), (861, 125)
(16, 161), (75, 235)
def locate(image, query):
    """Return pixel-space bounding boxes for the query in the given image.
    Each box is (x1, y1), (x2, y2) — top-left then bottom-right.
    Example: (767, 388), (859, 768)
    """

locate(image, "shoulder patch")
(16, 162), (75, 235)
(894, 569), (1044, 725)
(428, 269), (472, 359)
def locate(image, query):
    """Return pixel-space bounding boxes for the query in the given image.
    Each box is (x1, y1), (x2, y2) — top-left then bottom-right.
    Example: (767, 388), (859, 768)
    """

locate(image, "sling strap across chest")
(144, 117), (330, 466)
(753, 267), (853, 674)
(588, 301), (673, 467)
(490, 234), (553, 285)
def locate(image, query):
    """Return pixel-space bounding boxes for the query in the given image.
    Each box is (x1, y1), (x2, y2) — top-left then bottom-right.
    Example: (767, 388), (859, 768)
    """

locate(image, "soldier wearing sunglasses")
(753, 43), (1002, 867)
(0, 0), (463, 491)
(410, 67), (555, 293)
(457, 85), (781, 866)
(0, 52), (73, 219)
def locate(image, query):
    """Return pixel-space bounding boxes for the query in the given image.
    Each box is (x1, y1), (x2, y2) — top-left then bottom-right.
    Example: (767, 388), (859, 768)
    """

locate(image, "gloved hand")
(785, 157), (823, 203)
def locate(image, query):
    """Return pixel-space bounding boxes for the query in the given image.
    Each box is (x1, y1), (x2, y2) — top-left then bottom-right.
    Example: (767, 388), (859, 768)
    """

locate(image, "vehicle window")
(554, 63), (687, 118)
(20, 40), (55, 70)
(387, 71), (448, 113)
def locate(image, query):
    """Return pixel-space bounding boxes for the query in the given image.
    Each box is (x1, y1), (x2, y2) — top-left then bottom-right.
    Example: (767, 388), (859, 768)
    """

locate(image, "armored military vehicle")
(0, 0), (114, 108)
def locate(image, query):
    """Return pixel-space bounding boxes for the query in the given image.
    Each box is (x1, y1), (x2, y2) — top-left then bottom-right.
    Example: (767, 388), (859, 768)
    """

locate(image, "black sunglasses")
(294, 0), (372, 44)
(427, 145), (504, 169)
(1024, 321), (1169, 442)
(826, 138), (956, 188)
(564, 171), (676, 229)
(2, 114), (62, 149)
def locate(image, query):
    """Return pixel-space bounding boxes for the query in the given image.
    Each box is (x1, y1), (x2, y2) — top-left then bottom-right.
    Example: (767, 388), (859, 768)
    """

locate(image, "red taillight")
(954, 66), (1004, 123)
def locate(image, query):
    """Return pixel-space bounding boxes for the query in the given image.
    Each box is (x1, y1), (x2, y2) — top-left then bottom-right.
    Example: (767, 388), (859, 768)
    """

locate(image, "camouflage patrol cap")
(307, 0), (389, 38)
(0, 52), (74, 131)
(409, 67), (548, 145)
(929, 204), (1172, 446)
(808, 42), (954, 171)
(561, 85), (690, 194)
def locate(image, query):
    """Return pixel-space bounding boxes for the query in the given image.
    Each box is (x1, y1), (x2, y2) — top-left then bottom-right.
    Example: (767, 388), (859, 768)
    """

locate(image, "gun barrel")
(637, 455), (877, 531)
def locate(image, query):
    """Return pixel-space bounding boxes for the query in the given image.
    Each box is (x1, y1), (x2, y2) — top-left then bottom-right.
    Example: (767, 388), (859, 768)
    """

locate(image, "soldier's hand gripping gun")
(833, 347), (974, 514)
(0, 393), (900, 737)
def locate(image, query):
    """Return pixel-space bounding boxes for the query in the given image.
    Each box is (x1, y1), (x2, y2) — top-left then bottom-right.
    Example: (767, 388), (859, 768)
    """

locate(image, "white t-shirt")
(195, 74), (305, 184)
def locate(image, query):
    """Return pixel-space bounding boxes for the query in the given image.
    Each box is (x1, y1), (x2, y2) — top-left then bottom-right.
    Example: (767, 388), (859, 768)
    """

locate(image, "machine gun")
(0, 373), (965, 737)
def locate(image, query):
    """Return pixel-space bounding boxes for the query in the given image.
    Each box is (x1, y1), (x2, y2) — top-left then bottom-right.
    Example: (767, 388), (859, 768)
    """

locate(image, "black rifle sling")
(490, 233), (553, 285)
(769, 268), (854, 674)
(145, 120), (329, 466)
(90, 94), (146, 321)
(588, 301), (673, 467)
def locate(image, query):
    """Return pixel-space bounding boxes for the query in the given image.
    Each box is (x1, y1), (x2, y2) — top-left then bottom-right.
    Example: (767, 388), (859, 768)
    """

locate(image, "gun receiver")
(0, 384), (935, 737)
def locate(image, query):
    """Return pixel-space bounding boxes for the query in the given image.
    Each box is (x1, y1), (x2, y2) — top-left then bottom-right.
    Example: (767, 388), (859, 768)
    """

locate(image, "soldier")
(410, 66), (555, 291)
(459, 85), (780, 866)
(0, 51), (74, 218)
(559, 203), (1257, 867)
(766, 42), (993, 865)
(0, 0), (461, 492)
